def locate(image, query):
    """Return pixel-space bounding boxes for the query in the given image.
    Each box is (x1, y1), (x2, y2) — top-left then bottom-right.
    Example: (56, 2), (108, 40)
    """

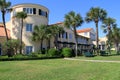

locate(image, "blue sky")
(1, 0), (120, 37)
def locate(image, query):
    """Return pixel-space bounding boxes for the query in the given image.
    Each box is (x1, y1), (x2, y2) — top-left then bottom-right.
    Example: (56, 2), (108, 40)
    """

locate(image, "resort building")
(93, 36), (108, 50)
(77, 28), (96, 41)
(51, 22), (93, 51)
(99, 37), (107, 50)
(0, 3), (98, 55)
(6, 3), (49, 54)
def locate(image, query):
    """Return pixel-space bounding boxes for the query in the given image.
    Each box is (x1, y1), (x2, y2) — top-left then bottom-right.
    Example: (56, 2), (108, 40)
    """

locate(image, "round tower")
(7, 3), (49, 54)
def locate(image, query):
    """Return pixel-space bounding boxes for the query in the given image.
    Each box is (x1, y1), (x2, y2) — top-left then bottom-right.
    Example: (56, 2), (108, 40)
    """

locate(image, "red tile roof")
(77, 28), (93, 33)
(49, 22), (63, 26)
(0, 25), (10, 38)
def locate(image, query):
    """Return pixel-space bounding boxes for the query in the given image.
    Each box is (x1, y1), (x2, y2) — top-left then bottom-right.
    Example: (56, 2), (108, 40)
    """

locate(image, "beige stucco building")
(1, 3), (97, 54)
(51, 22), (93, 51)
(6, 3), (49, 54)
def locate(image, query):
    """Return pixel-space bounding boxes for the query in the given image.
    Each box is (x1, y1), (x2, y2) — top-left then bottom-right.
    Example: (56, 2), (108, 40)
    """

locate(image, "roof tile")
(77, 28), (92, 33)
(0, 25), (10, 38)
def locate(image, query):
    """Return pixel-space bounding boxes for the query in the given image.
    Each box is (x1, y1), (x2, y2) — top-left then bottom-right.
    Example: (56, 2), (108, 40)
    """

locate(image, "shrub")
(2, 39), (25, 56)
(27, 52), (40, 57)
(61, 48), (72, 57)
(48, 48), (60, 57)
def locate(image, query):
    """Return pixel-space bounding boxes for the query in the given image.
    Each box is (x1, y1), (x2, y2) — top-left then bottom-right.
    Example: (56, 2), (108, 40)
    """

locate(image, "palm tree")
(0, 0), (11, 41)
(15, 11), (27, 54)
(85, 7), (107, 50)
(102, 17), (116, 34)
(32, 25), (48, 50)
(64, 11), (84, 57)
(109, 26), (120, 54)
(49, 25), (64, 49)
(45, 27), (52, 49)
(101, 17), (116, 54)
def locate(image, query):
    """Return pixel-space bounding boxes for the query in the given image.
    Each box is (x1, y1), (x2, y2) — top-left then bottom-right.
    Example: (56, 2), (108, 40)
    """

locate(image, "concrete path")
(64, 58), (120, 63)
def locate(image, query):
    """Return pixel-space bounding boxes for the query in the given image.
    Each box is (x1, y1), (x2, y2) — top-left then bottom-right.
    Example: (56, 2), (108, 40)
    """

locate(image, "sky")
(0, 0), (120, 38)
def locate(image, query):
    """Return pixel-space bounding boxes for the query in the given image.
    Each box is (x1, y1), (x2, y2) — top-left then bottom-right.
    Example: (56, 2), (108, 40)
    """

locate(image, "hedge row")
(0, 55), (62, 61)
(0, 47), (73, 61)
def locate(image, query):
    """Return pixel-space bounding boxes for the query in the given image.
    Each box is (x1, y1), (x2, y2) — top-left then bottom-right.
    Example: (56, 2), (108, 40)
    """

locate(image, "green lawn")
(0, 59), (120, 80)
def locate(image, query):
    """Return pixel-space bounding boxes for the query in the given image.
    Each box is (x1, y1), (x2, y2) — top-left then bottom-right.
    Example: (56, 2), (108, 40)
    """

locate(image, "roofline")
(11, 3), (49, 12)
(77, 28), (93, 31)
(49, 22), (63, 26)
(77, 28), (93, 33)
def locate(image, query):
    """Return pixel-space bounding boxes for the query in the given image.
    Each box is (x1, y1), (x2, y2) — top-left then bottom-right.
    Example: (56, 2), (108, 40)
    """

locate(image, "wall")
(6, 3), (49, 53)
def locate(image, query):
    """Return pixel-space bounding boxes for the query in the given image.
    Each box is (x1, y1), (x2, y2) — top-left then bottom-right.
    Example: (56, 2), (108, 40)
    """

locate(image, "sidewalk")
(64, 58), (120, 63)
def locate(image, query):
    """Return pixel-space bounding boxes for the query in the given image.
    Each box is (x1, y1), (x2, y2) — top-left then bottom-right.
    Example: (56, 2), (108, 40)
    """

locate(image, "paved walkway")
(64, 58), (120, 63)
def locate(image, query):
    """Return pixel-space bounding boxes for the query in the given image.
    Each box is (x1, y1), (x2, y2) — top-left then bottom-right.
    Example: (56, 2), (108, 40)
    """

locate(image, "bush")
(28, 52), (40, 57)
(61, 48), (72, 57)
(48, 48), (60, 57)
(2, 39), (25, 56)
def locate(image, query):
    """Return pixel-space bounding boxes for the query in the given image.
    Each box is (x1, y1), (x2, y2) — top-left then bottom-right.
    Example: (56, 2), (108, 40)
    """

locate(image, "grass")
(0, 59), (120, 80)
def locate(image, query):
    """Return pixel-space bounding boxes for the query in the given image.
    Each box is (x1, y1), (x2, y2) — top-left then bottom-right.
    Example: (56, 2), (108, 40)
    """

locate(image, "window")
(58, 32), (61, 38)
(23, 8), (36, 14)
(26, 46), (33, 54)
(13, 10), (16, 16)
(69, 33), (72, 39)
(66, 32), (68, 39)
(39, 9), (42, 15)
(26, 24), (33, 32)
(30, 8), (33, 14)
(90, 32), (95, 41)
(33, 8), (36, 14)
(39, 9), (47, 17)
(63, 32), (66, 39)
(41, 11), (46, 16)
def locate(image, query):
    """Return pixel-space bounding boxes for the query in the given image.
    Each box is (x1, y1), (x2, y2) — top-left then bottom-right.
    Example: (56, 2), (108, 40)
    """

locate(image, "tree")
(109, 26), (120, 54)
(85, 7), (107, 50)
(32, 25), (48, 50)
(101, 17), (116, 54)
(15, 11), (27, 54)
(44, 26), (53, 49)
(2, 39), (24, 56)
(32, 24), (64, 50)
(0, 0), (11, 41)
(64, 11), (84, 57)
(48, 25), (64, 49)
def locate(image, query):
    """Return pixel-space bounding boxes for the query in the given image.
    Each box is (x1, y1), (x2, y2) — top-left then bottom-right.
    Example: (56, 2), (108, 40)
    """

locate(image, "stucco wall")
(6, 3), (49, 53)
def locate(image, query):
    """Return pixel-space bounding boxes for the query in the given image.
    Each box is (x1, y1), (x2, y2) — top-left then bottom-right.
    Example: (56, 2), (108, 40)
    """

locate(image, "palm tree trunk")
(20, 19), (23, 54)
(73, 27), (78, 57)
(48, 39), (50, 49)
(40, 39), (43, 51)
(95, 22), (99, 50)
(107, 26), (111, 54)
(2, 11), (9, 41)
(115, 43), (119, 54)
(54, 35), (58, 49)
